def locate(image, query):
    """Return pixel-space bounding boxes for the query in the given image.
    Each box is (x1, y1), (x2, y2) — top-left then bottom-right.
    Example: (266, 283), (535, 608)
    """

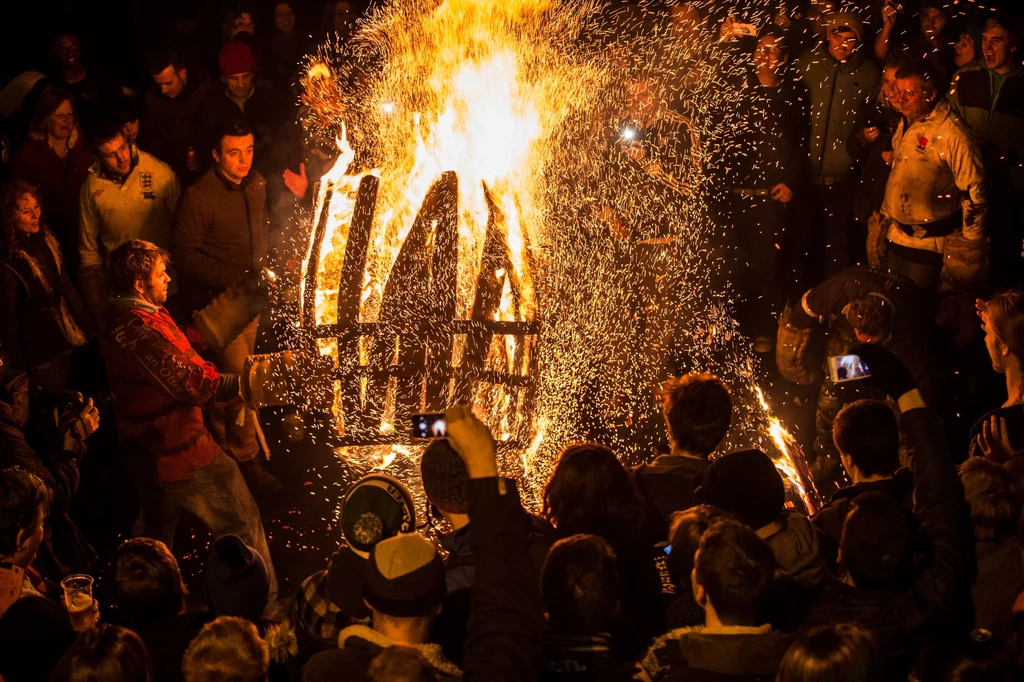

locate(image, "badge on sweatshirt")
(140, 172), (154, 192)
(916, 136), (929, 153)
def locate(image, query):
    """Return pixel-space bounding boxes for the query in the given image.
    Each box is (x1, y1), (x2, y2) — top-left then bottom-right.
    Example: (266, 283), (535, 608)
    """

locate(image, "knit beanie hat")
(363, 534), (446, 617)
(825, 11), (865, 44)
(219, 40), (257, 78)
(420, 439), (469, 514)
(341, 474), (417, 559)
(698, 449), (785, 530)
(204, 534), (270, 620)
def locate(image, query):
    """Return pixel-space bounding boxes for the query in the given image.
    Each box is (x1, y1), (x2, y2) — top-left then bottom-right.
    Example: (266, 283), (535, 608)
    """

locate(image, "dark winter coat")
(133, 611), (214, 682)
(973, 538), (1024, 643)
(798, 408), (973, 682)
(643, 625), (793, 681)
(141, 70), (216, 184)
(799, 44), (881, 182)
(633, 454), (709, 534)
(170, 167), (268, 313)
(812, 468), (914, 562)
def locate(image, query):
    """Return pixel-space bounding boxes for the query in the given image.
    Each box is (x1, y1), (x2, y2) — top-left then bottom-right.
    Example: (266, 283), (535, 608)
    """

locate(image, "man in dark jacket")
(539, 534), (639, 681)
(723, 29), (810, 347)
(812, 399), (913, 562)
(170, 119), (275, 491)
(797, 344), (974, 682)
(99, 239), (277, 606)
(640, 521), (793, 681)
(141, 46), (215, 185)
(112, 538), (214, 682)
(633, 373), (732, 536)
(799, 11), (881, 280)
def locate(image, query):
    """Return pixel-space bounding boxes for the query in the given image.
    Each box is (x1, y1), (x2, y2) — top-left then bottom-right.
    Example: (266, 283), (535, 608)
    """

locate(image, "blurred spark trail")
(299, 0), (819, 510)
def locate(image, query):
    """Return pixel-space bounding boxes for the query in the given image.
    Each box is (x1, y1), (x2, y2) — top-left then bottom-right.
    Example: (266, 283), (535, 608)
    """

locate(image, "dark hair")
(832, 400), (900, 477)
(183, 616), (268, 682)
(776, 624), (882, 682)
(420, 439), (468, 514)
(92, 118), (128, 150)
(958, 458), (1021, 542)
(112, 537), (187, 626)
(367, 646), (440, 682)
(542, 443), (645, 541)
(661, 374), (732, 457)
(844, 296), (893, 340)
(666, 505), (729, 589)
(0, 180), (49, 258)
(0, 467), (51, 558)
(30, 85), (75, 134)
(50, 624), (153, 682)
(839, 491), (913, 589)
(913, 631), (1013, 682)
(542, 534), (620, 635)
(694, 519), (775, 625)
(984, 14), (1020, 50)
(215, 119), (254, 153)
(147, 46), (187, 76)
(757, 28), (790, 57)
(895, 58), (943, 96)
(107, 239), (170, 296)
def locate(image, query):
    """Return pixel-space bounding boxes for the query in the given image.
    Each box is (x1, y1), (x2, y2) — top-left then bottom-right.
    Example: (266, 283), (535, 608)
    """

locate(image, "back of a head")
(698, 449), (784, 530)
(112, 537), (186, 627)
(541, 533), (620, 635)
(364, 533), (446, 619)
(543, 443), (644, 540)
(694, 519), (775, 625)
(833, 400), (900, 477)
(367, 646), (440, 682)
(776, 624), (882, 682)
(839, 491), (913, 589)
(183, 616), (268, 682)
(667, 504), (729, 589)
(419, 439), (469, 515)
(913, 631), (1013, 682)
(661, 374), (732, 457)
(204, 534), (270, 621)
(958, 458), (1022, 542)
(50, 624), (153, 682)
(844, 295), (894, 341)
(0, 467), (50, 561)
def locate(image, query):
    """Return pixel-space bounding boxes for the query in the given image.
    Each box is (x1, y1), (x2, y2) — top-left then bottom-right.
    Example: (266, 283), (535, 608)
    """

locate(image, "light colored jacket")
(78, 147), (179, 270)
(883, 100), (986, 253)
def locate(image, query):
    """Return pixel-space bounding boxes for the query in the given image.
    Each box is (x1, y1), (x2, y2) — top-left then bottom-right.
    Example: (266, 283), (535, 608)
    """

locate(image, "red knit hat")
(219, 40), (257, 78)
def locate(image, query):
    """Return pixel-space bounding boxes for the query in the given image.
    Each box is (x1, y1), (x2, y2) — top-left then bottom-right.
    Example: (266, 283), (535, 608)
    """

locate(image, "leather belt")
(892, 213), (960, 238)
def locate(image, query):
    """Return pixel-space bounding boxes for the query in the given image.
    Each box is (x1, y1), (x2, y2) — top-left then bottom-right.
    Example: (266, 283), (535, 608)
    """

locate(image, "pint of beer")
(61, 574), (95, 631)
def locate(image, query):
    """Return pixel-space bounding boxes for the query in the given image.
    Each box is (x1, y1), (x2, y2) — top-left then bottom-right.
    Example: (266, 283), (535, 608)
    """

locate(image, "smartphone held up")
(412, 413), (448, 439)
(828, 354), (872, 383)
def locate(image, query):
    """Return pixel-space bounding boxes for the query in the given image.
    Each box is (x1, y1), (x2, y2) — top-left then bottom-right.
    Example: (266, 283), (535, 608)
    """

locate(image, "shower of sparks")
(295, 0), (818, 511)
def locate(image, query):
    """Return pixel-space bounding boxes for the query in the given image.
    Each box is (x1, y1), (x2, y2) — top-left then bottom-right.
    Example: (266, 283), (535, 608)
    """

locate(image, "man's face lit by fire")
(919, 7), (946, 39)
(232, 12), (255, 38)
(827, 27), (859, 62)
(753, 36), (787, 74)
(982, 24), (1017, 74)
(53, 34), (81, 70)
(225, 72), (255, 101)
(97, 134), (132, 178)
(136, 259), (170, 306)
(154, 65), (188, 99)
(895, 76), (936, 122)
(213, 133), (255, 184)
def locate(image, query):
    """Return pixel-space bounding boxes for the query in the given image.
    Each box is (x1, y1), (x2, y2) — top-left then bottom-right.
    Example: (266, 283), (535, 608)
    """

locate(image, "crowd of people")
(1, 0), (1024, 680)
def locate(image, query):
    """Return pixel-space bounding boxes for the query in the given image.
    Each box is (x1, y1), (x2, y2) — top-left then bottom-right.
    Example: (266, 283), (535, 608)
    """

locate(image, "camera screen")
(830, 354), (871, 383)
(412, 413), (447, 439)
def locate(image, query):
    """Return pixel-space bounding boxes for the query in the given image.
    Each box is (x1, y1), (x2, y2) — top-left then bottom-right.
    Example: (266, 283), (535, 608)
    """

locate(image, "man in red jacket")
(99, 239), (277, 612)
